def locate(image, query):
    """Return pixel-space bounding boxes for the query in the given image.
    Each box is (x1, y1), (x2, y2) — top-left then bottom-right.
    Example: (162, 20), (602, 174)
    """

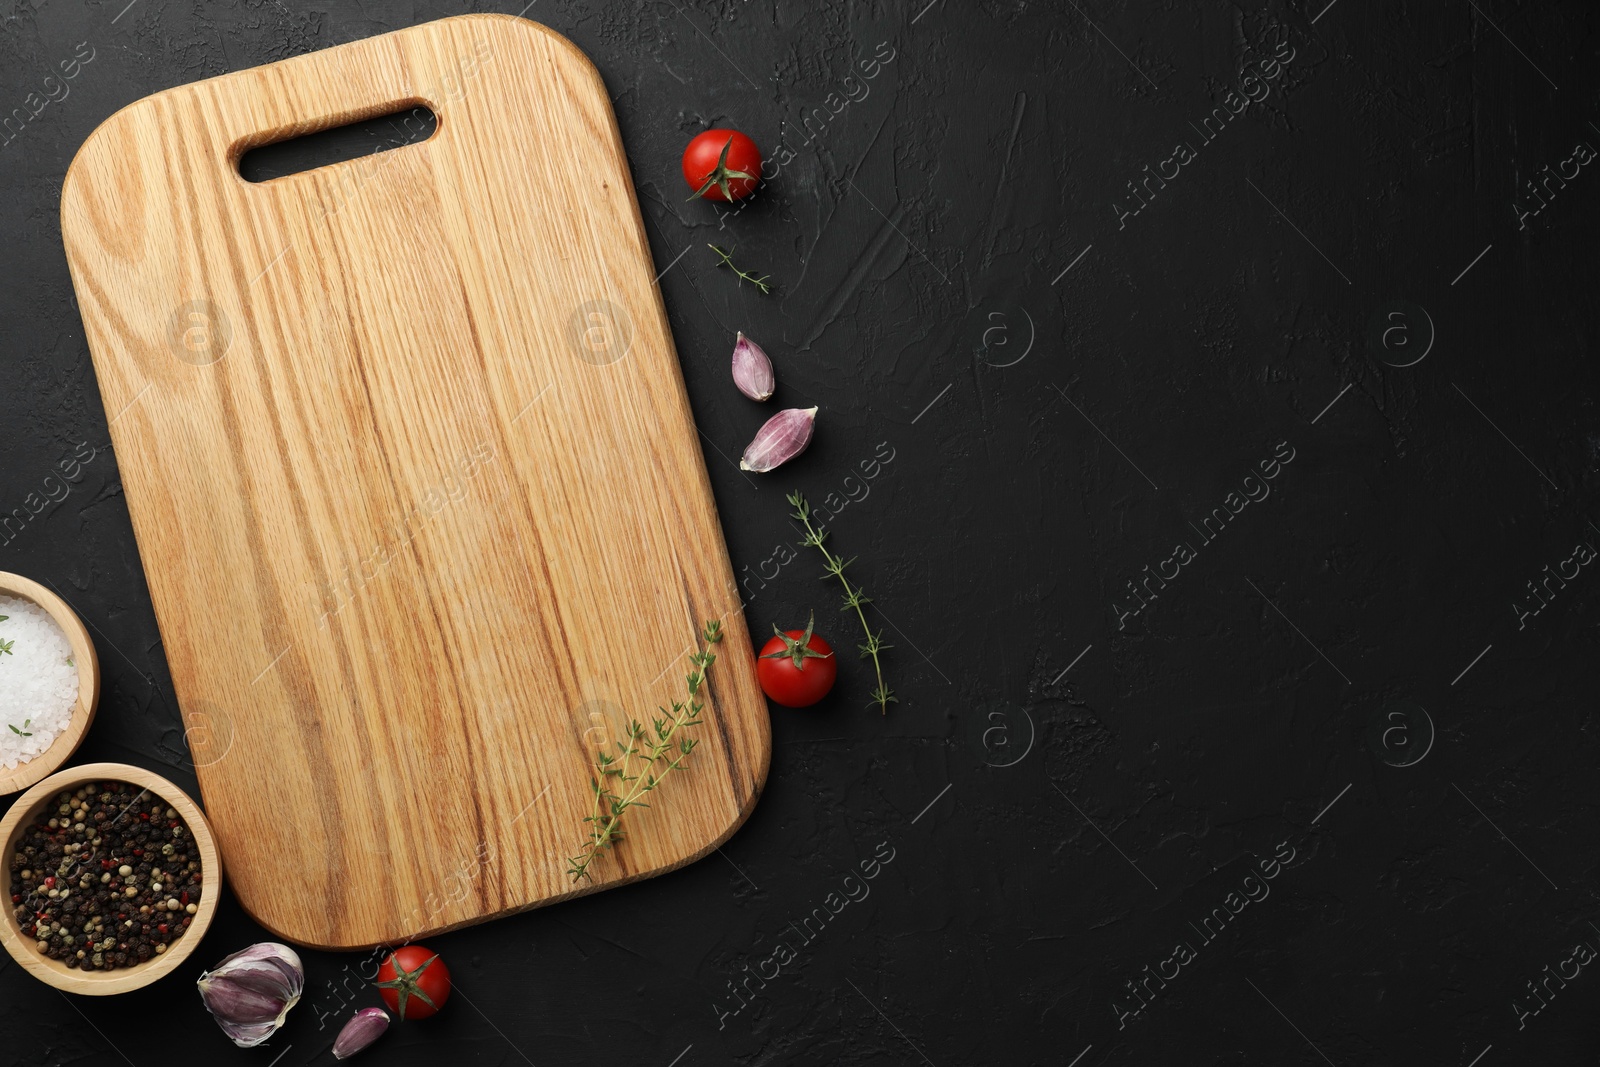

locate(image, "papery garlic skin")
(197, 942), (305, 1048)
(731, 331), (776, 401)
(739, 406), (818, 472)
(333, 1007), (392, 1060)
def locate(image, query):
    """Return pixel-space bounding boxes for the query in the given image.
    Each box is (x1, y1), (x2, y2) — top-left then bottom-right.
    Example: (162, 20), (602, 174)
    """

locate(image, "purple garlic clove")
(197, 942), (305, 1048)
(333, 1007), (392, 1060)
(731, 331), (776, 401)
(739, 406), (818, 473)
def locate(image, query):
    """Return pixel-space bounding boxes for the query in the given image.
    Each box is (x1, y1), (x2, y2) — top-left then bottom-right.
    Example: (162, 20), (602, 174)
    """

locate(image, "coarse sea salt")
(0, 596), (78, 769)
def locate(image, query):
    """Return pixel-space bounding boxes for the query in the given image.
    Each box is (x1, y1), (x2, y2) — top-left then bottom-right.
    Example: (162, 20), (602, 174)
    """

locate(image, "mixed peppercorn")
(8, 781), (202, 971)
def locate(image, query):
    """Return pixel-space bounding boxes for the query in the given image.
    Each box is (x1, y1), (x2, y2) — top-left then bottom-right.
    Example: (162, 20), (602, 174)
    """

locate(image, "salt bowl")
(0, 573), (100, 794)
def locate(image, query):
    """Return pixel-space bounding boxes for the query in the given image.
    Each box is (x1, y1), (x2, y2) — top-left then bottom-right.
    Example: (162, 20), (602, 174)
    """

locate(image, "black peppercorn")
(4, 781), (201, 972)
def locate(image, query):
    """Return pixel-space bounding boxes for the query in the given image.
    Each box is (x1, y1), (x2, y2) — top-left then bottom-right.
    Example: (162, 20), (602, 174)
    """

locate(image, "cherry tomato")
(682, 129), (762, 202)
(376, 945), (452, 1021)
(756, 615), (837, 707)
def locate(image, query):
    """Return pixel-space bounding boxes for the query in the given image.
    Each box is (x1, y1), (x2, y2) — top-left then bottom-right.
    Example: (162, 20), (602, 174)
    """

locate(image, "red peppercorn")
(157, 924), (168, 934)
(9, 894), (19, 905)
(43, 877), (55, 888)
(179, 891), (189, 905)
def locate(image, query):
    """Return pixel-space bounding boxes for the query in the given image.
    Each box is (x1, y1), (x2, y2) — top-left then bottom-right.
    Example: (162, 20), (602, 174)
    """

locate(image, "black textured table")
(3, 2), (1598, 1064)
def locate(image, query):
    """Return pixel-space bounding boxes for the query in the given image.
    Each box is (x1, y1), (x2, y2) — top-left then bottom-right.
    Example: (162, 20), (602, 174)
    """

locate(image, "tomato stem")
(759, 612), (834, 670)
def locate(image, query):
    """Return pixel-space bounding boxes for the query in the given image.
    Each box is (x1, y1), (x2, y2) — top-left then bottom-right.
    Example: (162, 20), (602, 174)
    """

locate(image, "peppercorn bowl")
(0, 762), (222, 994)
(0, 572), (101, 795)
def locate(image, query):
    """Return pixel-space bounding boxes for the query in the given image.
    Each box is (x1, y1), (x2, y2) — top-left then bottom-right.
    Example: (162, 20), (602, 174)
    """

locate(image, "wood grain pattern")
(59, 14), (769, 950)
(0, 763), (222, 994)
(0, 572), (101, 795)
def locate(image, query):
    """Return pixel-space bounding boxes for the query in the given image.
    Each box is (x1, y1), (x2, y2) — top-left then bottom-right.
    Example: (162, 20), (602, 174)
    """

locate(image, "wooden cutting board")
(60, 14), (769, 950)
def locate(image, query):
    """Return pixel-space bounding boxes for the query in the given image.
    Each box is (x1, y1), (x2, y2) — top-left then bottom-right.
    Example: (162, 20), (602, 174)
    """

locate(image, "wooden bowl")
(0, 763), (223, 994)
(0, 572), (100, 795)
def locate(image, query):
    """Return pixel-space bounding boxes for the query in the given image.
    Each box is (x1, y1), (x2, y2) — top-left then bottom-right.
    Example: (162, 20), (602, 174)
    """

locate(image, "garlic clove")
(198, 977), (289, 1026)
(333, 1007), (392, 1060)
(197, 942), (305, 1048)
(731, 331), (776, 401)
(739, 406), (818, 472)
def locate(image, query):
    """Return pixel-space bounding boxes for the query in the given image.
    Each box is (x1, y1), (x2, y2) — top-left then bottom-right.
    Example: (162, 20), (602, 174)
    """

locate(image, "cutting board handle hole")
(237, 104), (438, 183)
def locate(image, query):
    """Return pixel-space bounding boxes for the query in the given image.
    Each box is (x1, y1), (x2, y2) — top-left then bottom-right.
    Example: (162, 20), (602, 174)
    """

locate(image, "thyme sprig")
(787, 492), (896, 714)
(708, 245), (773, 294)
(568, 620), (724, 882)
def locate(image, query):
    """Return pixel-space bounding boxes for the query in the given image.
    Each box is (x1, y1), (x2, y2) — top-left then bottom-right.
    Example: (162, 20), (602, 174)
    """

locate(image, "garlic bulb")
(196, 942), (305, 1048)
(333, 1007), (392, 1060)
(739, 407), (818, 472)
(731, 331), (775, 401)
